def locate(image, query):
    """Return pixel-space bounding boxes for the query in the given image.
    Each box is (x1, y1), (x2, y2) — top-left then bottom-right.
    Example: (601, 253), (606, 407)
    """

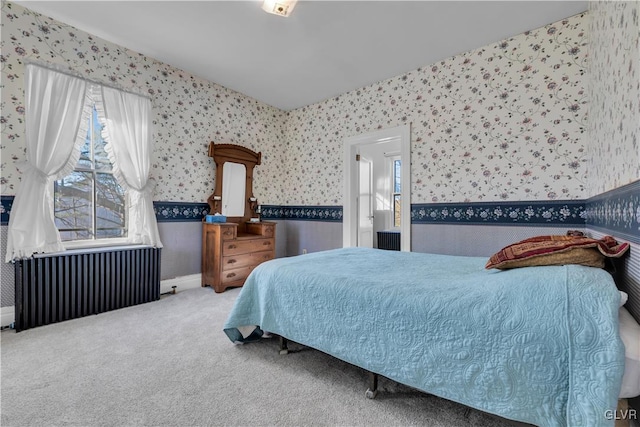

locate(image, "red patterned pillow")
(486, 235), (629, 270)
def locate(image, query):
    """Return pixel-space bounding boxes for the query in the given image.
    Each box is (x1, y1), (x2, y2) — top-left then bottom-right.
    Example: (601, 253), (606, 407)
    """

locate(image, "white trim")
(160, 273), (202, 294)
(343, 124), (411, 251)
(1, 306), (15, 328)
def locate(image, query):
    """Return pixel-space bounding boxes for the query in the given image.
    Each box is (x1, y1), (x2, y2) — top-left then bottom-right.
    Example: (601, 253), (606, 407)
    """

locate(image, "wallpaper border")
(585, 179), (640, 245)
(411, 200), (585, 226)
(261, 205), (343, 222)
(0, 196), (13, 225)
(0, 198), (588, 226)
(153, 202), (209, 223)
(2, 188), (638, 238)
(262, 201), (588, 226)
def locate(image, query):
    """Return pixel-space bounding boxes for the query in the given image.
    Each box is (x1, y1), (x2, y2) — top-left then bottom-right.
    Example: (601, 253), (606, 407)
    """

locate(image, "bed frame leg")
(278, 335), (289, 355)
(365, 372), (378, 399)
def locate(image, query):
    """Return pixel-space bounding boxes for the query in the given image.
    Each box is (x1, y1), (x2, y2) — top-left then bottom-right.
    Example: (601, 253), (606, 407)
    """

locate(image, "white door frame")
(343, 124), (411, 251)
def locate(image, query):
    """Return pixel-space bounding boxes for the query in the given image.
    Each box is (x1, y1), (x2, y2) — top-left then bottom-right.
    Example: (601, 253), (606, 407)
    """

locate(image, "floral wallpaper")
(283, 13), (589, 205)
(0, 1), (288, 204)
(587, 0), (640, 197)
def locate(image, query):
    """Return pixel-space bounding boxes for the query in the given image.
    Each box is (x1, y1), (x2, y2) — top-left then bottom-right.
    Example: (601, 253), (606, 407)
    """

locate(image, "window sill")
(34, 239), (152, 258)
(62, 238), (130, 250)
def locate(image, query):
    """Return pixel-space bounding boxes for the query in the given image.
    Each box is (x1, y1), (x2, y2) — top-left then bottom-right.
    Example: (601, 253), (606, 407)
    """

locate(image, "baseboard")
(1, 305), (15, 328)
(160, 273), (202, 294)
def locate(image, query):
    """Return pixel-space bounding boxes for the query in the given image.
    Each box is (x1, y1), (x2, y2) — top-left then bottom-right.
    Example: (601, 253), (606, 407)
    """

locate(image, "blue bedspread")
(223, 248), (625, 426)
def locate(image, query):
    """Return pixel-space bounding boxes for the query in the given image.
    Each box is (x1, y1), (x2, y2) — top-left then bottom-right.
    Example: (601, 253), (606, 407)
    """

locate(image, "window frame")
(54, 105), (128, 249)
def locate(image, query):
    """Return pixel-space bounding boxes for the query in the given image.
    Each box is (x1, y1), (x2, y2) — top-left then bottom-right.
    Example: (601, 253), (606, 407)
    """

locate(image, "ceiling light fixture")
(262, 0), (297, 17)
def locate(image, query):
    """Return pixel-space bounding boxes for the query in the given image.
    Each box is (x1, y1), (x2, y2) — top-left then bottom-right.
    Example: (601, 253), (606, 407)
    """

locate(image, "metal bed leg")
(365, 371), (378, 399)
(278, 335), (289, 355)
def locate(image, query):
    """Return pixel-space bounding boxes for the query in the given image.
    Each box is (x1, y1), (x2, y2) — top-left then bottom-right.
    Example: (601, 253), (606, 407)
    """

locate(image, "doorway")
(343, 124), (411, 251)
(357, 156), (374, 248)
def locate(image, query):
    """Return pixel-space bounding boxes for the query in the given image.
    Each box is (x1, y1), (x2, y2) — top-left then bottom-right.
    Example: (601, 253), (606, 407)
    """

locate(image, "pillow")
(487, 246), (604, 269)
(620, 291), (629, 307)
(486, 234), (629, 270)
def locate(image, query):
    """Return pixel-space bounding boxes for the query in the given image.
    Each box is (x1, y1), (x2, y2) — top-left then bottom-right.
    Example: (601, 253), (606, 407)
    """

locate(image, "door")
(357, 156), (373, 248)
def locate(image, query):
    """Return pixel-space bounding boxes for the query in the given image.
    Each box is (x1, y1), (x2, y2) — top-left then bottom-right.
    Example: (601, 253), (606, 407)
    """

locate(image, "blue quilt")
(223, 248), (625, 426)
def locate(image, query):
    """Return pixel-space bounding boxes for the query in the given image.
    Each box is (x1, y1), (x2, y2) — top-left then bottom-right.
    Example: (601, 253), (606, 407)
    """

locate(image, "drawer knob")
(263, 241), (271, 246)
(228, 244), (237, 249)
(228, 259), (237, 264)
(226, 272), (236, 278)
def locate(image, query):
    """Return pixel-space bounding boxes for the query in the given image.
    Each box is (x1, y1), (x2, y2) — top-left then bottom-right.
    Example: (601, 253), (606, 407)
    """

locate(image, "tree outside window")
(54, 107), (127, 241)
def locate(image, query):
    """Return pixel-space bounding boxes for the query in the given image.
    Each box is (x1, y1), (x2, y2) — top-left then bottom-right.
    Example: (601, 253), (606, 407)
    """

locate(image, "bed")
(223, 247), (627, 427)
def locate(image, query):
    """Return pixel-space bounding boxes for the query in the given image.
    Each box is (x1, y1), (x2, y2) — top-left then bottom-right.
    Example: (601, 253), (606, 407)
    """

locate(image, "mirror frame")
(207, 142), (261, 226)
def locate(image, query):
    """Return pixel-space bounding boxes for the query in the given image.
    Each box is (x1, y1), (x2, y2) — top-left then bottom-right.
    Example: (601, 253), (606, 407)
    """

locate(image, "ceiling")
(15, 1), (589, 111)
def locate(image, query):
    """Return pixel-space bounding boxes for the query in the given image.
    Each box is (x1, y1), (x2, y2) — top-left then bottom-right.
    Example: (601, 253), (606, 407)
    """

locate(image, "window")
(54, 107), (127, 242)
(392, 158), (401, 228)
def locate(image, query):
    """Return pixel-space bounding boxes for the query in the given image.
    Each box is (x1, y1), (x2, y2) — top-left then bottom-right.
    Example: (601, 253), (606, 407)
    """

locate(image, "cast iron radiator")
(14, 246), (161, 332)
(377, 230), (401, 251)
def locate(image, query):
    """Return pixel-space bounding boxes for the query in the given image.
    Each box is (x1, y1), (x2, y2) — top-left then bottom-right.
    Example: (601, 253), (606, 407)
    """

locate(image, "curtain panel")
(98, 86), (163, 248)
(5, 64), (90, 262)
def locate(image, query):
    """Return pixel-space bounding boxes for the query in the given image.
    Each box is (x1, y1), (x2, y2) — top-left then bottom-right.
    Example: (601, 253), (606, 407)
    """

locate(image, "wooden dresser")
(201, 221), (276, 293)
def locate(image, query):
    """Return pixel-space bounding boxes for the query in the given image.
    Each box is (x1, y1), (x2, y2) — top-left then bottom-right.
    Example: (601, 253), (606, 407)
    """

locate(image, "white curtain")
(5, 64), (89, 262)
(99, 86), (163, 248)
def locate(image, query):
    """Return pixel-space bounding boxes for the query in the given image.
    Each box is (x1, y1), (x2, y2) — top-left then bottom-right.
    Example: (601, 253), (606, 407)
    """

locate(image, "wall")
(586, 1), (640, 333)
(587, 0), (640, 196)
(279, 5), (639, 262)
(275, 11), (592, 255)
(586, 0), (640, 246)
(283, 12), (589, 205)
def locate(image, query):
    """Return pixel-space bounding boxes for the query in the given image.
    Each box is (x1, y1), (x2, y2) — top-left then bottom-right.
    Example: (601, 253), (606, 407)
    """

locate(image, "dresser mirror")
(207, 142), (261, 233)
(221, 162), (246, 217)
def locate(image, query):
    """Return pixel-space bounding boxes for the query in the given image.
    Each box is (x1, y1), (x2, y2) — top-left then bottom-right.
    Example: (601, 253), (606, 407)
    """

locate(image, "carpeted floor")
(1, 287), (527, 426)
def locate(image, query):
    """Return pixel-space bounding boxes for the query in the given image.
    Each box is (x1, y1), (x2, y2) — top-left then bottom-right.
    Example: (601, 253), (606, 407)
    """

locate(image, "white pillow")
(619, 307), (640, 398)
(620, 291), (629, 307)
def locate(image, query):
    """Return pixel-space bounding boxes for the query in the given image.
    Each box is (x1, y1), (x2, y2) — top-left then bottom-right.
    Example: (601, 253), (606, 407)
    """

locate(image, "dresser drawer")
(220, 225), (237, 240)
(220, 266), (253, 284)
(222, 238), (274, 256)
(222, 250), (274, 271)
(246, 222), (275, 238)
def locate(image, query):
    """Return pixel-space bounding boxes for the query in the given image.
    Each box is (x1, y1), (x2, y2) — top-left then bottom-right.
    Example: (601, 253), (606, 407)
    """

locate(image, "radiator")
(377, 230), (401, 251)
(14, 246), (161, 332)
